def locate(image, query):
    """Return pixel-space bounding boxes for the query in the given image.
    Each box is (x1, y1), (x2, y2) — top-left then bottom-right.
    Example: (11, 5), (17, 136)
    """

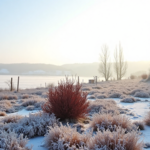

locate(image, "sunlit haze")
(0, 0), (150, 65)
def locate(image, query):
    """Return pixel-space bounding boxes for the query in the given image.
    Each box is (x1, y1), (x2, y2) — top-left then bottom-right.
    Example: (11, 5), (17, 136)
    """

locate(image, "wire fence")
(0, 75), (92, 89)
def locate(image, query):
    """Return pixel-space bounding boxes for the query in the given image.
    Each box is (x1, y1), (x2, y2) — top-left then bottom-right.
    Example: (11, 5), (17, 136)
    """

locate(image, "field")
(0, 78), (150, 150)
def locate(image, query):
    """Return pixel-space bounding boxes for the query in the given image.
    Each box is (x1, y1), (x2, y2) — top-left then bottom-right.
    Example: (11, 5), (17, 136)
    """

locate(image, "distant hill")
(0, 61), (150, 78)
(0, 63), (73, 76)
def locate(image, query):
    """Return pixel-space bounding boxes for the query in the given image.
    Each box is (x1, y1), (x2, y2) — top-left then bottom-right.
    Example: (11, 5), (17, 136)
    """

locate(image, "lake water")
(0, 75), (94, 89)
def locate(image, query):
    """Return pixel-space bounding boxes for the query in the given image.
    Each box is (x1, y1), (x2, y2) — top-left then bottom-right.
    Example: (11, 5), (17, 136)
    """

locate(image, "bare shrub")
(0, 111), (6, 116)
(90, 113), (131, 131)
(121, 97), (136, 103)
(87, 127), (143, 150)
(144, 111), (150, 126)
(0, 130), (31, 150)
(134, 91), (150, 98)
(2, 113), (59, 138)
(42, 77), (89, 121)
(133, 121), (145, 130)
(44, 123), (89, 149)
(141, 74), (148, 79)
(1, 115), (23, 124)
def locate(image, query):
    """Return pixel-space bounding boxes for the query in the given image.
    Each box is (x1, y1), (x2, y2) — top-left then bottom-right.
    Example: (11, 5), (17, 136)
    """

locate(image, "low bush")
(21, 94), (30, 99)
(109, 93), (121, 98)
(1, 115), (23, 124)
(141, 74), (148, 79)
(134, 91), (150, 98)
(2, 112), (59, 138)
(88, 99), (119, 115)
(90, 113), (131, 131)
(44, 123), (89, 150)
(87, 127), (143, 150)
(0, 100), (12, 112)
(144, 111), (150, 126)
(21, 97), (45, 108)
(0, 94), (18, 100)
(26, 105), (35, 111)
(121, 97), (136, 103)
(0, 111), (6, 116)
(133, 121), (145, 130)
(42, 77), (89, 121)
(0, 130), (31, 150)
(96, 94), (107, 99)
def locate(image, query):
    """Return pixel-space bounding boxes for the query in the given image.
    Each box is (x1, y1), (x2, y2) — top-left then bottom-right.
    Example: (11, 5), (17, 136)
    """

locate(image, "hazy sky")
(0, 0), (150, 65)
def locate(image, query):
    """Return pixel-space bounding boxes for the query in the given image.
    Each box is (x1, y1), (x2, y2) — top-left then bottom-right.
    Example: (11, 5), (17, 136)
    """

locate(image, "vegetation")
(42, 77), (89, 121)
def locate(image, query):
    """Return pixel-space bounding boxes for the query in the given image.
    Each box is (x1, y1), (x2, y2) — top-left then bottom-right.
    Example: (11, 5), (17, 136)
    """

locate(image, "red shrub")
(141, 74), (148, 79)
(42, 78), (89, 120)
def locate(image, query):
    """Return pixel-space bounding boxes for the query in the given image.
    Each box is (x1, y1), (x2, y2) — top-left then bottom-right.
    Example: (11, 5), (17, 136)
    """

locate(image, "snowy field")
(0, 78), (150, 149)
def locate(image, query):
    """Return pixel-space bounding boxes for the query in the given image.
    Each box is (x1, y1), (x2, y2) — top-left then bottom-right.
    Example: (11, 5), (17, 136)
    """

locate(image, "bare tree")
(99, 44), (111, 81)
(114, 43), (127, 80)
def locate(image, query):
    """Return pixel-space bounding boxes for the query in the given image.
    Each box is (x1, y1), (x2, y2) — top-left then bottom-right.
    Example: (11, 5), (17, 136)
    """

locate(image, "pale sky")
(0, 0), (150, 65)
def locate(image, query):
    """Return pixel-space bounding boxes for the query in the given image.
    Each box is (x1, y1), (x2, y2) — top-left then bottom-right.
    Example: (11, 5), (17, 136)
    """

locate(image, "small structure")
(89, 79), (94, 84)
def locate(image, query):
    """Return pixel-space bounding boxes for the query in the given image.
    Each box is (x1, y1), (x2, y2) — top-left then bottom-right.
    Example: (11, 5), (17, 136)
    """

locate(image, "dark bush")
(42, 77), (89, 121)
(141, 74), (148, 79)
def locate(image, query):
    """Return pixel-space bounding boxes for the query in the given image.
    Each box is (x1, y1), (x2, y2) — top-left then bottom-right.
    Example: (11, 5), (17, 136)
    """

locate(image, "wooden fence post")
(11, 77), (13, 91)
(17, 76), (19, 92)
(78, 76), (79, 84)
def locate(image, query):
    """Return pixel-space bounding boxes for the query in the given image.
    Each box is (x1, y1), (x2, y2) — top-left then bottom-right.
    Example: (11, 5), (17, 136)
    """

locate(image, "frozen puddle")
(27, 136), (46, 150)
(7, 109), (39, 116)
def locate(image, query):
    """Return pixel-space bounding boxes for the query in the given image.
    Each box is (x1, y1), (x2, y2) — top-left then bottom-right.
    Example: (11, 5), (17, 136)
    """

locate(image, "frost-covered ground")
(0, 79), (150, 149)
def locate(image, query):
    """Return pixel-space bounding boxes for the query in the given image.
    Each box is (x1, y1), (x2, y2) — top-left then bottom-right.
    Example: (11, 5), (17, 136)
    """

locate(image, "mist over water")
(0, 75), (94, 89)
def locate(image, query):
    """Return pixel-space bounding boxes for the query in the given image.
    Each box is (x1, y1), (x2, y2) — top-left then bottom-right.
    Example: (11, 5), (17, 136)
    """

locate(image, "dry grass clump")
(1, 115), (23, 124)
(88, 99), (119, 115)
(92, 86), (102, 89)
(144, 111), (150, 126)
(88, 90), (100, 95)
(0, 94), (18, 100)
(96, 94), (107, 99)
(21, 94), (30, 99)
(130, 89), (143, 95)
(109, 92), (122, 98)
(0, 130), (31, 150)
(87, 127), (143, 150)
(121, 97), (136, 103)
(0, 111), (6, 116)
(21, 97), (45, 108)
(90, 113), (131, 131)
(26, 105), (35, 111)
(0, 100), (12, 112)
(88, 95), (95, 99)
(82, 86), (92, 91)
(133, 121), (145, 130)
(134, 91), (150, 98)
(44, 123), (89, 149)
(2, 113), (59, 138)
